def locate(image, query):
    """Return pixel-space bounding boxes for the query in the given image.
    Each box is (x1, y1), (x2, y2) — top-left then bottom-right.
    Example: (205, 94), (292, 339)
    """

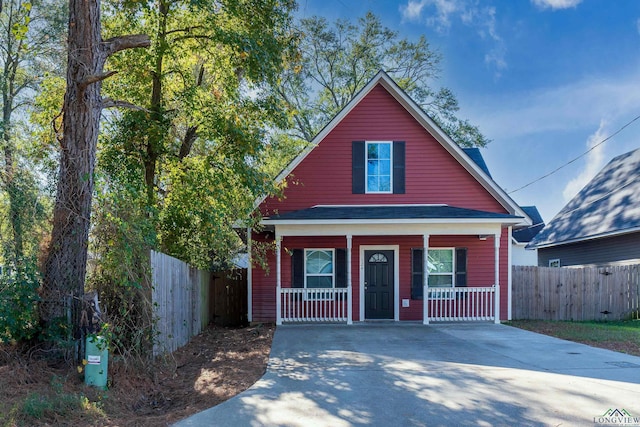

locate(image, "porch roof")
(263, 204), (524, 225)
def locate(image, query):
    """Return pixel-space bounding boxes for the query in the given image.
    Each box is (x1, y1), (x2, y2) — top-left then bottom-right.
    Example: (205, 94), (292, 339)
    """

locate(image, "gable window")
(305, 249), (334, 288)
(352, 141), (405, 194)
(366, 141), (392, 193)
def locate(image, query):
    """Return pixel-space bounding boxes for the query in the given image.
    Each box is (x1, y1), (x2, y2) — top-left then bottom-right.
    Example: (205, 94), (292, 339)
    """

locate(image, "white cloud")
(562, 121), (608, 202)
(467, 72), (640, 140)
(401, 0), (428, 22)
(401, 0), (462, 29)
(400, 0), (507, 76)
(531, 0), (583, 10)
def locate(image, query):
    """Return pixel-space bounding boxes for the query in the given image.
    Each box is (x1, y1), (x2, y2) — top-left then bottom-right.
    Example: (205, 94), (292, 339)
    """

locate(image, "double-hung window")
(305, 249), (334, 288)
(366, 141), (392, 193)
(411, 247), (467, 300)
(427, 248), (454, 298)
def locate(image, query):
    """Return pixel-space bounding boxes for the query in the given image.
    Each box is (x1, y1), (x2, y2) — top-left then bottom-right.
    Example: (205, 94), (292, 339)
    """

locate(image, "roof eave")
(262, 217), (525, 226)
(529, 225), (640, 249)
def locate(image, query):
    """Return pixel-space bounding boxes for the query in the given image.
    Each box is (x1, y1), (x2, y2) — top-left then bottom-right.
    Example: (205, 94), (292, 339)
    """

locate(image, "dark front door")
(364, 250), (394, 319)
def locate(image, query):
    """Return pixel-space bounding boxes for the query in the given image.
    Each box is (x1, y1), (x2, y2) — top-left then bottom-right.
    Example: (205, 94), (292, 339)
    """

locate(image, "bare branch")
(78, 70), (117, 90)
(102, 34), (151, 58)
(101, 98), (151, 113)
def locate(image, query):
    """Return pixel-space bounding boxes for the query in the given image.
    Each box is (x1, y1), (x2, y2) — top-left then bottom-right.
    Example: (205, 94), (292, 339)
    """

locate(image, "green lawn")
(507, 320), (640, 357)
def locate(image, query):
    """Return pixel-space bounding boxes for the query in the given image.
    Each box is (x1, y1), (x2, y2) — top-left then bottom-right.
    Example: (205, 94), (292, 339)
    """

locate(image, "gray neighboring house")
(512, 206), (544, 266)
(528, 147), (640, 267)
(463, 149), (543, 266)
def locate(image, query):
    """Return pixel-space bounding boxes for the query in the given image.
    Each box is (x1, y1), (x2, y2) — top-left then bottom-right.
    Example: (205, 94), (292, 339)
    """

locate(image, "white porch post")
(247, 227), (252, 323)
(494, 232), (501, 324)
(275, 236), (282, 326)
(422, 234), (430, 325)
(346, 235), (353, 325)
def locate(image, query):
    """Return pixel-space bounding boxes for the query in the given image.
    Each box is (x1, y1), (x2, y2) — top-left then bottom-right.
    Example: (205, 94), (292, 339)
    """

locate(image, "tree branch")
(78, 71), (117, 90)
(101, 98), (151, 113)
(102, 34), (151, 58)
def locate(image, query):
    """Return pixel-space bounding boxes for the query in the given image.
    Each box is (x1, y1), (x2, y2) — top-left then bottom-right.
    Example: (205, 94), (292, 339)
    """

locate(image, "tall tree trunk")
(143, 0), (168, 208)
(40, 0), (149, 332)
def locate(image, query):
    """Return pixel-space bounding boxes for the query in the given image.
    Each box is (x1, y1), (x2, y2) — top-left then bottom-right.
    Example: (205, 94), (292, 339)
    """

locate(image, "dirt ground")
(1, 321), (638, 426)
(0, 324), (274, 426)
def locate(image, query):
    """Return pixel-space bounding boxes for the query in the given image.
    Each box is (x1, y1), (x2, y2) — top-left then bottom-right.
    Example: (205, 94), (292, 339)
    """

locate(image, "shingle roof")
(528, 148), (640, 248)
(512, 206), (544, 243)
(462, 148), (492, 178)
(265, 205), (522, 221)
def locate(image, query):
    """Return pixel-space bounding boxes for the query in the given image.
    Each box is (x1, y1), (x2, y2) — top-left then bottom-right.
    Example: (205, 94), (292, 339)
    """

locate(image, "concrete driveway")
(175, 323), (640, 427)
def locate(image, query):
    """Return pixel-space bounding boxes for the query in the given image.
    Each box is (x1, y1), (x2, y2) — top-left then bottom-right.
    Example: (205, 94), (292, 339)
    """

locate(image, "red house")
(248, 71), (530, 325)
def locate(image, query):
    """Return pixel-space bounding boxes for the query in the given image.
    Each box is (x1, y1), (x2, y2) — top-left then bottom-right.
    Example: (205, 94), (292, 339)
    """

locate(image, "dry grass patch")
(0, 324), (274, 426)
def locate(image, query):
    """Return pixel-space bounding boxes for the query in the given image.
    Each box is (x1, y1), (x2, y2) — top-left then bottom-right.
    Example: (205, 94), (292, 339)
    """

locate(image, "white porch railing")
(426, 285), (498, 322)
(280, 288), (349, 323)
(277, 286), (498, 324)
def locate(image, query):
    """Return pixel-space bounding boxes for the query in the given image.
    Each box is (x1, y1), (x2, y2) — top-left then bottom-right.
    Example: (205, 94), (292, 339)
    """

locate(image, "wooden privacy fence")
(151, 251), (210, 356)
(512, 265), (640, 321)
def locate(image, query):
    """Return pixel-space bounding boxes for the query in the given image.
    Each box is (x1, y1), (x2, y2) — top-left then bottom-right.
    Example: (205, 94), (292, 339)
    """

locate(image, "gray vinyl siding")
(538, 232), (640, 267)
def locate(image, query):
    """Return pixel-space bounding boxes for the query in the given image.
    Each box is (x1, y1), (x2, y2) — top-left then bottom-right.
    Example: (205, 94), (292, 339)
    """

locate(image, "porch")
(250, 204), (526, 325)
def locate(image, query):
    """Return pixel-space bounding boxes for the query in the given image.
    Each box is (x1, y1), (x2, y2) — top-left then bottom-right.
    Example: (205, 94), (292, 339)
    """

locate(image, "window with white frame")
(366, 141), (392, 193)
(428, 248), (454, 298)
(305, 249), (334, 288)
(549, 259), (560, 268)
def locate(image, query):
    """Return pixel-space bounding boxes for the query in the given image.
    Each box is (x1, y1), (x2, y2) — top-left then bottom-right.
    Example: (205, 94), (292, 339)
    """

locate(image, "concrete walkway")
(174, 323), (640, 427)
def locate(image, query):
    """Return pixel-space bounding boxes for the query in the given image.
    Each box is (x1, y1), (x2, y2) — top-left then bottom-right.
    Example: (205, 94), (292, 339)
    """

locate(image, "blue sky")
(296, 0), (640, 224)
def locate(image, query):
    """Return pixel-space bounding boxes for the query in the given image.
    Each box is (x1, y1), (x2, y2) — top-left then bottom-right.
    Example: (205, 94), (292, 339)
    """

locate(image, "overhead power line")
(507, 113), (640, 195)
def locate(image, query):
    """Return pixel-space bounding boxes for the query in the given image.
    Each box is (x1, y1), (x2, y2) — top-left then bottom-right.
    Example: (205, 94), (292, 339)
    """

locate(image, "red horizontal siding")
(251, 231), (511, 322)
(260, 84), (505, 216)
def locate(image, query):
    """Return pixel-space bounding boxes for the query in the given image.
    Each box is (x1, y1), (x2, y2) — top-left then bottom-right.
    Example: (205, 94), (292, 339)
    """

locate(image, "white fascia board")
(275, 222), (502, 237)
(533, 226), (640, 249)
(511, 237), (527, 246)
(262, 217), (522, 227)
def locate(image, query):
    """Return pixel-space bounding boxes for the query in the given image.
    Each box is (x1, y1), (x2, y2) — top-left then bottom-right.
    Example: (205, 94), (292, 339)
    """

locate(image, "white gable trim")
(258, 70), (530, 224)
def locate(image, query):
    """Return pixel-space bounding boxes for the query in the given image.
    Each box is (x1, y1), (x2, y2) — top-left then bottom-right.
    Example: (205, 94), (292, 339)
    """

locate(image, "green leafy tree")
(0, 0), (65, 266)
(100, 0), (297, 268)
(277, 12), (489, 147)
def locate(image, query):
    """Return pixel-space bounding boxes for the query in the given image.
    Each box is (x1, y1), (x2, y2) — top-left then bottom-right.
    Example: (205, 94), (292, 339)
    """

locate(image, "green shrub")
(0, 259), (41, 343)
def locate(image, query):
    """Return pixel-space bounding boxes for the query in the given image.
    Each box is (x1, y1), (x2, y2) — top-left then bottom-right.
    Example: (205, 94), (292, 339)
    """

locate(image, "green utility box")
(85, 336), (108, 389)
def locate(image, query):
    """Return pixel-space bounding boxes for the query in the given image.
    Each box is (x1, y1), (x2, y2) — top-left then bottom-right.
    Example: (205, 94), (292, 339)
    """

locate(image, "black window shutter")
(455, 248), (467, 287)
(393, 141), (405, 194)
(335, 249), (347, 288)
(291, 249), (304, 288)
(352, 141), (365, 194)
(411, 248), (423, 299)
